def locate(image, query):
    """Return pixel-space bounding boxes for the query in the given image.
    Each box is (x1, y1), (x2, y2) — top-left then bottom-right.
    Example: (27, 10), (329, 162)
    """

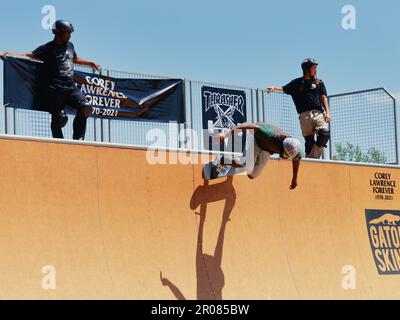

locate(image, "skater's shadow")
(160, 176), (236, 300)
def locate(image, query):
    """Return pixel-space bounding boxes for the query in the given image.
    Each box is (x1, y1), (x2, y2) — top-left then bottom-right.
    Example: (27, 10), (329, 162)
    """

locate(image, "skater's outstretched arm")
(290, 155), (301, 190)
(214, 123), (259, 142)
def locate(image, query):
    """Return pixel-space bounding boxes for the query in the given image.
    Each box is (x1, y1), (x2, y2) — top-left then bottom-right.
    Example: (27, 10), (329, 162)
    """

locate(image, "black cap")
(301, 58), (318, 72)
(52, 20), (74, 34)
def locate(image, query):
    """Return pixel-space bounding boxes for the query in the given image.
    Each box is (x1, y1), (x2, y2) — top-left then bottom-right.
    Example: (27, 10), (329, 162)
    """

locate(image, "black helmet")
(52, 20), (74, 34)
(301, 58), (318, 72)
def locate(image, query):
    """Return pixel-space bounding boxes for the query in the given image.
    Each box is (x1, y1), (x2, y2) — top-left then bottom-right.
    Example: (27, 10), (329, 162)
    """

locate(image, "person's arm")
(214, 122), (259, 141)
(267, 80), (296, 95)
(266, 86), (284, 93)
(290, 155), (301, 190)
(319, 81), (331, 123)
(0, 51), (35, 59)
(321, 95), (331, 123)
(73, 56), (101, 71)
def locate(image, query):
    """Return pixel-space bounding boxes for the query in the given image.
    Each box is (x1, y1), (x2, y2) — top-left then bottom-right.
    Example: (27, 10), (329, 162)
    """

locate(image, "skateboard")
(203, 156), (245, 180)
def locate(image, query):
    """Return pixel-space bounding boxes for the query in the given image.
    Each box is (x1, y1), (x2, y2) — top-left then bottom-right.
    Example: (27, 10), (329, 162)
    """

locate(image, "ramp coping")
(0, 134), (399, 169)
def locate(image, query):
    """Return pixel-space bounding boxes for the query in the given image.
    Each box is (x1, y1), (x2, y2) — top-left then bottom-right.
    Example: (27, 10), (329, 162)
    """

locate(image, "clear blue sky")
(1, 0), (399, 96)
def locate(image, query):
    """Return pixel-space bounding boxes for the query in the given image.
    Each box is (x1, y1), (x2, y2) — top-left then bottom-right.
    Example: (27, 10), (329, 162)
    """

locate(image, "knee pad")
(304, 135), (315, 155)
(308, 144), (324, 159)
(52, 110), (68, 128)
(316, 130), (330, 148)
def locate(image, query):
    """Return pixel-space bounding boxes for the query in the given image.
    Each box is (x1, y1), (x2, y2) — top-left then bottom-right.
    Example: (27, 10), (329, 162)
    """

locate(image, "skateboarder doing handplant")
(215, 122), (302, 189)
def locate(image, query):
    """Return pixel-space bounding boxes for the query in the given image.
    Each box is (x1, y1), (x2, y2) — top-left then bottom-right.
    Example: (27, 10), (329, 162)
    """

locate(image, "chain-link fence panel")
(328, 88), (397, 164)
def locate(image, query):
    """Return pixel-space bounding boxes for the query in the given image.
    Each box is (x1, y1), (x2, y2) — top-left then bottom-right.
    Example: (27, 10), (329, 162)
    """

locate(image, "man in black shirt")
(266, 58), (332, 158)
(1, 20), (100, 140)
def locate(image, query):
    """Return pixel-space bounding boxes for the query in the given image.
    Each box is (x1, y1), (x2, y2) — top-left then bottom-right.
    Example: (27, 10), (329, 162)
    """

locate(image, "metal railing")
(328, 88), (397, 164)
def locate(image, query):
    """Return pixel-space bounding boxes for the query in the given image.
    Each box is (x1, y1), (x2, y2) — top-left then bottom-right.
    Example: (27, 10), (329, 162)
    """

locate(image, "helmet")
(283, 138), (301, 159)
(52, 20), (74, 34)
(301, 58), (318, 72)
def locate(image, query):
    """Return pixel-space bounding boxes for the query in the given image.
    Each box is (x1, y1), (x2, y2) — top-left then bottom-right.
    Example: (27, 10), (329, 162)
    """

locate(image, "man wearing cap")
(266, 58), (332, 159)
(215, 122), (301, 189)
(0, 20), (100, 140)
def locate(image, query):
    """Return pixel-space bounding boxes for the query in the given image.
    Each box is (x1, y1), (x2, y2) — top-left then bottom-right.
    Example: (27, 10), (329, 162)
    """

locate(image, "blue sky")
(1, 0), (399, 96)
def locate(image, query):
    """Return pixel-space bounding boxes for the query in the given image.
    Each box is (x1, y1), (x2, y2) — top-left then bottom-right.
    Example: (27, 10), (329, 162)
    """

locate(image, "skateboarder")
(0, 20), (100, 140)
(215, 122), (301, 189)
(266, 58), (331, 159)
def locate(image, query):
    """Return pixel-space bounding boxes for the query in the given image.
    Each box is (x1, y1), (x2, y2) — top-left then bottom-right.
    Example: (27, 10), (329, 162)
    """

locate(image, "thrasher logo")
(365, 209), (400, 274)
(203, 90), (245, 129)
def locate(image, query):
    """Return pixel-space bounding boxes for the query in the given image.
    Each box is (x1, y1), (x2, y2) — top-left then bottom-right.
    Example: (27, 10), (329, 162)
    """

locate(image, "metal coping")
(0, 134), (399, 169)
(0, 134), (243, 157)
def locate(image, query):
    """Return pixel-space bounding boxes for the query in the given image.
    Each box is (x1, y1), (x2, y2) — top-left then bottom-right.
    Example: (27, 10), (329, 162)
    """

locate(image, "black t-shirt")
(282, 77), (327, 114)
(32, 41), (77, 91)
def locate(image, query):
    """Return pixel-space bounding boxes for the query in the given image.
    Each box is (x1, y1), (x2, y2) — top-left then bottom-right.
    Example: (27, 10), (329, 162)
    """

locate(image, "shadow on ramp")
(160, 177), (236, 300)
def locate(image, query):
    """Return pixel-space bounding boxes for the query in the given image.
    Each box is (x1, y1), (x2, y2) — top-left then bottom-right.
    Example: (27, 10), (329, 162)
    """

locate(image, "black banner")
(202, 86), (247, 131)
(201, 86), (247, 151)
(3, 57), (184, 122)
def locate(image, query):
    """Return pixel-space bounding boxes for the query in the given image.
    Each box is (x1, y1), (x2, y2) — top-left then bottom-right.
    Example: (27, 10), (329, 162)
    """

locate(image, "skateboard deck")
(203, 156), (245, 180)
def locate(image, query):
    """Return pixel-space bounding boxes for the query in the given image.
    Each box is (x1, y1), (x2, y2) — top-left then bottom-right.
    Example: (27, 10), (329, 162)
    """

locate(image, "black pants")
(47, 88), (88, 140)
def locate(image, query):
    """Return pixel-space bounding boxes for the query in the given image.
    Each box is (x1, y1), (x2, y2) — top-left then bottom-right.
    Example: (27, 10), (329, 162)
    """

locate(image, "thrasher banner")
(2, 57), (185, 122)
(201, 85), (247, 151)
(201, 86), (247, 131)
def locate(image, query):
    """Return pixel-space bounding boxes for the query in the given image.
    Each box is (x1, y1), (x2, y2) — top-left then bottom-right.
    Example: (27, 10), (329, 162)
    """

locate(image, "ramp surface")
(0, 137), (399, 299)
